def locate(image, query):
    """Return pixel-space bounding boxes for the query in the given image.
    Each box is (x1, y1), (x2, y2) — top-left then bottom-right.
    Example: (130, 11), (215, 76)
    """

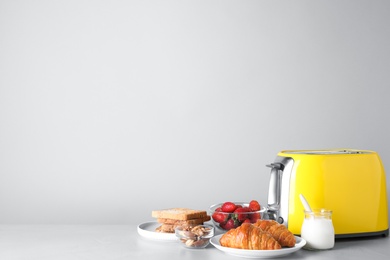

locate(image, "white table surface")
(1, 224), (389, 260)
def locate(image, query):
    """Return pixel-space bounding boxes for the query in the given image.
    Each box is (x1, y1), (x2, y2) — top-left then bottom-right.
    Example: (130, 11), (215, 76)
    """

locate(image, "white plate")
(210, 235), (306, 258)
(137, 221), (178, 242)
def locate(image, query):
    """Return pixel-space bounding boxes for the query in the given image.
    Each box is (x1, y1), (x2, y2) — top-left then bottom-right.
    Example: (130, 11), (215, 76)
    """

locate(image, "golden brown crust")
(219, 223), (281, 250)
(253, 220), (296, 247)
(152, 208), (207, 220)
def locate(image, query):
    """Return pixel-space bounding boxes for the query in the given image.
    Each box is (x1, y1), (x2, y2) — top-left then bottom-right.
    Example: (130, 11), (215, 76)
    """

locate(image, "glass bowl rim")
(209, 202), (265, 213)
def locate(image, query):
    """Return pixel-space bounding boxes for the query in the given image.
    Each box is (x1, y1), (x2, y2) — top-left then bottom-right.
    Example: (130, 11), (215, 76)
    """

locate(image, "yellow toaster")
(265, 149), (389, 238)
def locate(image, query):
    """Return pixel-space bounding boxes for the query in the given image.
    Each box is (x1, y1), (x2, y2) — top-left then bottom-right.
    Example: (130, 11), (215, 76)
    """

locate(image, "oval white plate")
(137, 221), (178, 242)
(210, 235), (306, 258)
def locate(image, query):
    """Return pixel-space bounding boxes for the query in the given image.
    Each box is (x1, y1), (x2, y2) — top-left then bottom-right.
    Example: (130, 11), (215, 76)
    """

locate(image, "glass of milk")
(301, 209), (335, 250)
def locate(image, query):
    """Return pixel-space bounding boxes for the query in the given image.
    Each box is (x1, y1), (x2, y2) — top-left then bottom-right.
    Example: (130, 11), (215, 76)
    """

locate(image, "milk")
(301, 209), (335, 250)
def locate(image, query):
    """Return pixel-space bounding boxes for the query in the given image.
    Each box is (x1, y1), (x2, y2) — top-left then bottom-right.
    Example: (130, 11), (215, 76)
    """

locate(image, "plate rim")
(137, 221), (178, 242)
(210, 234), (306, 258)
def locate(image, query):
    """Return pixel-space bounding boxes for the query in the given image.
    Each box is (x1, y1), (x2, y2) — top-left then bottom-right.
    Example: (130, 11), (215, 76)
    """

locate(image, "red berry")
(250, 212), (261, 223)
(234, 207), (249, 222)
(221, 218), (236, 230)
(243, 219), (251, 224)
(221, 202), (237, 213)
(212, 212), (227, 224)
(249, 200), (261, 211)
(242, 206), (251, 212)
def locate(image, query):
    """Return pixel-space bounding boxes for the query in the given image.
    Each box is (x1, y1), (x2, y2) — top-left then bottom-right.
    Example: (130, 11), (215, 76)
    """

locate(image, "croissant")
(219, 223), (281, 250)
(253, 220), (296, 247)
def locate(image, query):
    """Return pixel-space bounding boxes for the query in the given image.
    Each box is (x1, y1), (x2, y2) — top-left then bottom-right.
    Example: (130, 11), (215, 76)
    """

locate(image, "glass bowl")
(209, 202), (266, 232)
(175, 224), (214, 249)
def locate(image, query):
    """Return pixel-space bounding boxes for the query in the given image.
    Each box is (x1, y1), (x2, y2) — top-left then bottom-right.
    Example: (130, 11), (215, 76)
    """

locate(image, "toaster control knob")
(277, 217), (284, 224)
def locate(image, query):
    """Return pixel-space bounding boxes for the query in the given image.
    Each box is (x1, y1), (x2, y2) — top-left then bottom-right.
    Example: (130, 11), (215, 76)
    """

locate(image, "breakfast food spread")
(152, 208), (211, 233)
(146, 200), (298, 253)
(219, 223), (281, 250)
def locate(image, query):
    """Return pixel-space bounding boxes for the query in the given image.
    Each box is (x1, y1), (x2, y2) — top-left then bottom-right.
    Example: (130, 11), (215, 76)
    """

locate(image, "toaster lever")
(266, 162), (284, 170)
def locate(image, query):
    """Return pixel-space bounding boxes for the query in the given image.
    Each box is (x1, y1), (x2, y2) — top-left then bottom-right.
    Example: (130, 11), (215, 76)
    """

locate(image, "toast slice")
(157, 215), (211, 224)
(152, 208), (207, 220)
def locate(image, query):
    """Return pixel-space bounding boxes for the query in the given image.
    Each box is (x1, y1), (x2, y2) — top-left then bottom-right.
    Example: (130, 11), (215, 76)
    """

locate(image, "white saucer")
(210, 235), (306, 258)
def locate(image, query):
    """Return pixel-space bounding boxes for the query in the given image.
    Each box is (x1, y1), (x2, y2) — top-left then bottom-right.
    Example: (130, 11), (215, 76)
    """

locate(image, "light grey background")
(0, 0), (389, 225)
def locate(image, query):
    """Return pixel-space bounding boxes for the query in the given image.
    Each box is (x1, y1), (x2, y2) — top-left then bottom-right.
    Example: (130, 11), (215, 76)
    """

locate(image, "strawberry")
(243, 219), (251, 224)
(221, 202), (237, 213)
(212, 212), (228, 224)
(234, 207), (249, 222)
(250, 212), (261, 223)
(221, 218), (237, 230)
(249, 200), (261, 211)
(242, 206), (251, 212)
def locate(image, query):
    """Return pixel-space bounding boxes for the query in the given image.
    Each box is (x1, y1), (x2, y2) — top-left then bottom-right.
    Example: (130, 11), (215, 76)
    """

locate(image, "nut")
(179, 225), (212, 248)
(191, 226), (210, 237)
(181, 230), (196, 239)
(185, 239), (195, 246)
(193, 239), (206, 247)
